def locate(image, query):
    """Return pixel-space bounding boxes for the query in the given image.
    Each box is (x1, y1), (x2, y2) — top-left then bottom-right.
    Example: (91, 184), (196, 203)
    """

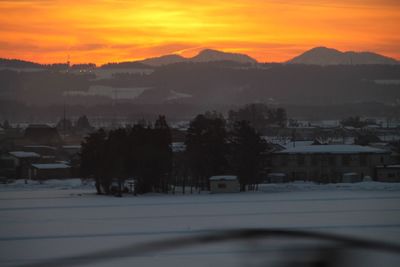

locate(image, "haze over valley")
(1, 47), (399, 123)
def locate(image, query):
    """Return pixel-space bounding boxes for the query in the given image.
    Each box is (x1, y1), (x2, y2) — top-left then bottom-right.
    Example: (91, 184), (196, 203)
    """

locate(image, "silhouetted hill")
(288, 47), (398, 65)
(2, 62), (400, 122)
(125, 63), (400, 106)
(0, 58), (43, 69)
(191, 49), (257, 64)
(100, 61), (151, 69)
(110, 49), (258, 67)
(140, 54), (187, 66)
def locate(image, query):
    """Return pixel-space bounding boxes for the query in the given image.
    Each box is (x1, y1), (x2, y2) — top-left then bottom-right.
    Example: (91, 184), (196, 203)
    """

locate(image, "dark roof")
(24, 125), (61, 145)
(276, 145), (388, 154)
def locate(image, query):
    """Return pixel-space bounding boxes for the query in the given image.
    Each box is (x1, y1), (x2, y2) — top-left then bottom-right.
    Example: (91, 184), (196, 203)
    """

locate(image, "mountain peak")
(192, 49), (257, 64)
(307, 46), (341, 54)
(197, 49), (227, 55)
(140, 54), (187, 66)
(137, 49), (258, 66)
(288, 46), (398, 65)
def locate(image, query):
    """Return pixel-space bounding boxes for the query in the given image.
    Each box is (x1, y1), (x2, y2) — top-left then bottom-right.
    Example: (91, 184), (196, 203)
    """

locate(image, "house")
(22, 145), (57, 162)
(9, 151), (41, 179)
(209, 175), (240, 193)
(30, 163), (71, 180)
(376, 165), (400, 182)
(0, 154), (16, 178)
(23, 124), (62, 146)
(270, 145), (390, 183)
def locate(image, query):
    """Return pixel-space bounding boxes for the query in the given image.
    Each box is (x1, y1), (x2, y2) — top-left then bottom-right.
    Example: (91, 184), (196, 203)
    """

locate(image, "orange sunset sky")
(1, 0), (399, 64)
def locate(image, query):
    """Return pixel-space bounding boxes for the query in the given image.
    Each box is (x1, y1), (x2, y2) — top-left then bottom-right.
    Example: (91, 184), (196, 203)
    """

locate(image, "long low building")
(270, 145), (391, 182)
(30, 163), (71, 180)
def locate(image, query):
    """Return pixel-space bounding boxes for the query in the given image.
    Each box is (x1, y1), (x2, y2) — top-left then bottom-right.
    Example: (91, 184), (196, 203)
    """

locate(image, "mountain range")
(288, 47), (398, 65)
(0, 47), (398, 69)
(140, 49), (257, 66)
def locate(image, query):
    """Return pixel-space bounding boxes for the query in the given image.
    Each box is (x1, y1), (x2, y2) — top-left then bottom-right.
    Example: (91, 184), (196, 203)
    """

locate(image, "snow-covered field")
(1, 180), (400, 266)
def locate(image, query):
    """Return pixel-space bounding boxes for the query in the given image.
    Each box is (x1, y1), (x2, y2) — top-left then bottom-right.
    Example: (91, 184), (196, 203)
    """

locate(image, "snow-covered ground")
(1, 180), (400, 266)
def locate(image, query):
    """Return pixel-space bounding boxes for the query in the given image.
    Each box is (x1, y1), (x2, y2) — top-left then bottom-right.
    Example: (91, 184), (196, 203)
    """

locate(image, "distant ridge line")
(0, 46), (398, 68)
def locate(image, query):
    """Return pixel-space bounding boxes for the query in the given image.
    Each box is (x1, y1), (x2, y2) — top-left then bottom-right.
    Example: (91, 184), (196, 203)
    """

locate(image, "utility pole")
(63, 101), (66, 141)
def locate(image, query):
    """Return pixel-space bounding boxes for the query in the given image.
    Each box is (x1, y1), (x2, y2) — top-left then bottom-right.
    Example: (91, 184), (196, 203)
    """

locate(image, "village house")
(9, 151), (41, 179)
(22, 145), (57, 162)
(22, 124), (62, 146)
(30, 163), (71, 180)
(270, 145), (391, 183)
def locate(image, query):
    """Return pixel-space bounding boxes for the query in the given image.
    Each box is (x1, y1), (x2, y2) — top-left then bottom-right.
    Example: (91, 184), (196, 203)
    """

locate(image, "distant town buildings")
(0, 123), (81, 181)
(0, 117), (399, 184)
(269, 145), (391, 183)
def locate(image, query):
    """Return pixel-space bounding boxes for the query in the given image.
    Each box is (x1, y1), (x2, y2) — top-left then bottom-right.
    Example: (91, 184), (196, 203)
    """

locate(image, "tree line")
(80, 106), (277, 195)
(80, 115), (172, 195)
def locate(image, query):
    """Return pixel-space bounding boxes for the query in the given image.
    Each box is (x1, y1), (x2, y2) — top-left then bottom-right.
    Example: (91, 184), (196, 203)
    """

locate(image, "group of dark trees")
(57, 115), (93, 133)
(80, 115), (172, 195)
(340, 116), (374, 128)
(80, 111), (271, 196)
(228, 104), (287, 131)
(0, 120), (10, 129)
(184, 110), (270, 192)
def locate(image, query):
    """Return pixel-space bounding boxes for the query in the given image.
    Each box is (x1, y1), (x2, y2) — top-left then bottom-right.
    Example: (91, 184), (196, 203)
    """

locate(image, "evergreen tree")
(106, 128), (129, 196)
(274, 108), (287, 128)
(126, 116), (172, 194)
(2, 120), (10, 129)
(185, 113), (228, 190)
(228, 104), (268, 132)
(153, 115), (173, 193)
(230, 121), (269, 191)
(76, 115), (92, 130)
(228, 104), (288, 131)
(80, 129), (108, 194)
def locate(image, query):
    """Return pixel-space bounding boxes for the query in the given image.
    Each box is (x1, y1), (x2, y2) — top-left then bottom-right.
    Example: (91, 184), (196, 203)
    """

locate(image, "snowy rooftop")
(284, 141), (315, 149)
(9, 151), (40, 158)
(24, 145), (56, 149)
(276, 145), (388, 154)
(62, 145), (81, 149)
(31, 163), (70, 169)
(376, 165), (400, 169)
(209, 175), (238, 181)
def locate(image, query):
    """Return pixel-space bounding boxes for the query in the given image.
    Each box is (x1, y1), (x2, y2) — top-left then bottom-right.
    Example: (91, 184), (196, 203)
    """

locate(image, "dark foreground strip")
(18, 228), (400, 267)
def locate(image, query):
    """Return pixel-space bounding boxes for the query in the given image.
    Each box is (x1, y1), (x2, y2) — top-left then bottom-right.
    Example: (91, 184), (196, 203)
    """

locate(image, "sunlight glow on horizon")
(0, 0), (399, 64)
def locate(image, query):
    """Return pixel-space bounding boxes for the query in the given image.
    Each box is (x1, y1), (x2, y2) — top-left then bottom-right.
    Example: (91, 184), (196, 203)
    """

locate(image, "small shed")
(209, 175), (240, 193)
(30, 163), (71, 180)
